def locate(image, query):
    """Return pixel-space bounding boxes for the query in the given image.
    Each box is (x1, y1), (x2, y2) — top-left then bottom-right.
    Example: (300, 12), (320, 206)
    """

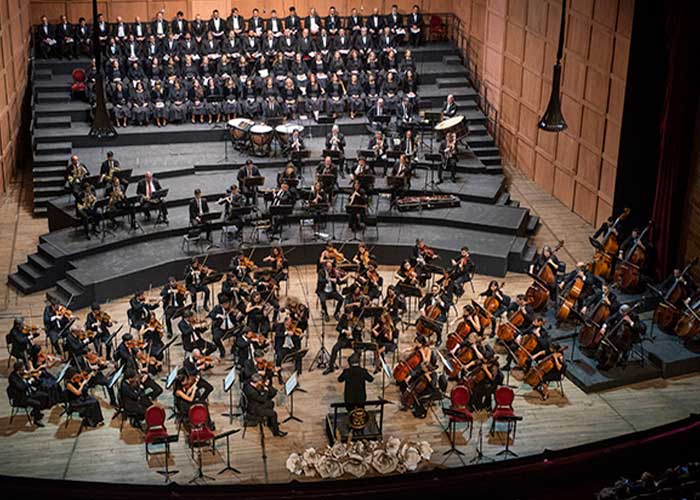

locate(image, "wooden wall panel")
(451, 0), (633, 224)
(0, 0), (30, 193)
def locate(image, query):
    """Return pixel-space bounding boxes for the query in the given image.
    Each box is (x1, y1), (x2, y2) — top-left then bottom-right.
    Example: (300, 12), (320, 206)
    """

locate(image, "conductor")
(337, 353), (374, 410)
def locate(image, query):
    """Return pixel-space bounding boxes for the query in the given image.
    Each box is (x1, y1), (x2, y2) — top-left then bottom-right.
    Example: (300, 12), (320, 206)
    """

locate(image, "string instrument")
(55, 305), (75, 320)
(590, 208), (630, 278)
(255, 358), (281, 375)
(472, 300), (493, 330)
(653, 258), (698, 332)
(613, 223), (651, 292)
(496, 306), (528, 343)
(137, 351), (162, 369)
(460, 359), (497, 393)
(125, 337), (146, 349)
(577, 294), (613, 348)
(95, 310), (113, 324)
(556, 274), (585, 321)
(374, 312), (394, 342)
(245, 331), (269, 348)
(595, 303), (642, 369)
(513, 333), (540, 369)
(446, 318), (471, 352)
(392, 350), (423, 384)
(85, 351), (109, 368)
(20, 324), (43, 339)
(446, 344), (475, 379)
(674, 300), (700, 339)
(416, 304), (441, 338)
(483, 282), (506, 314)
(76, 329), (97, 341)
(146, 317), (165, 337)
(523, 349), (566, 389)
(175, 283), (190, 296)
(239, 255), (258, 272)
(70, 370), (95, 387)
(525, 240), (565, 310)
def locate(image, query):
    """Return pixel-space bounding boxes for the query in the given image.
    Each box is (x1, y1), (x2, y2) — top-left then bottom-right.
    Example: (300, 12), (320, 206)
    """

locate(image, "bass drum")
(434, 115), (468, 138)
(229, 118), (254, 141)
(275, 124), (304, 145)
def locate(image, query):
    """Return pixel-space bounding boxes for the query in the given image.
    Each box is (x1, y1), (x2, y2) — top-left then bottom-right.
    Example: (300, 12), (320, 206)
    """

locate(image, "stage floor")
(0, 267), (698, 486)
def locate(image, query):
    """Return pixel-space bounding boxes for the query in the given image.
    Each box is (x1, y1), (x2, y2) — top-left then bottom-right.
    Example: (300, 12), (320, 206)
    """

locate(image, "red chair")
(429, 15), (447, 42)
(442, 385), (473, 459)
(490, 386), (521, 457)
(71, 68), (86, 99)
(188, 403), (215, 482)
(143, 405), (168, 457)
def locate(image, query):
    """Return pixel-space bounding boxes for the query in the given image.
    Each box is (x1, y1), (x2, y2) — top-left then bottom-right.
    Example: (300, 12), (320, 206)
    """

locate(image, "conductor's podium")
(325, 400), (388, 445)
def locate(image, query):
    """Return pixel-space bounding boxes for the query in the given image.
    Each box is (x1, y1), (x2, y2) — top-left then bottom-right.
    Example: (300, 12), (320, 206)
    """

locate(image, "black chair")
(239, 391), (267, 460)
(59, 390), (85, 436)
(112, 391), (144, 433)
(6, 387), (34, 426)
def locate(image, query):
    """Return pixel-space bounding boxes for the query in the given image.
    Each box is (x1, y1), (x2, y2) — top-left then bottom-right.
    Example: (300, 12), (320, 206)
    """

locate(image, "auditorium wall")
(0, 0), (32, 193)
(452, 0), (634, 227)
(27, 0), (452, 24)
(680, 97), (700, 278)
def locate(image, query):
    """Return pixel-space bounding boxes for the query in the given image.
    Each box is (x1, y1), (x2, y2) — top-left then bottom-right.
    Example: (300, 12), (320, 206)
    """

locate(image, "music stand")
(159, 336), (179, 380)
(108, 365), (124, 390)
(198, 211), (223, 250)
(221, 365), (241, 424)
(281, 348), (309, 392)
(372, 114), (391, 133)
(165, 366), (179, 390)
(470, 411), (495, 464)
(150, 188), (170, 227)
(378, 354), (394, 405)
(215, 428), (242, 475)
(153, 434), (180, 481)
(310, 314), (331, 371)
(424, 153), (443, 193)
(55, 362), (71, 385)
(124, 195), (143, 233)
(269, 204), (294, 241)
(244, 176), (265, 203)
(283, 372), (302, 423)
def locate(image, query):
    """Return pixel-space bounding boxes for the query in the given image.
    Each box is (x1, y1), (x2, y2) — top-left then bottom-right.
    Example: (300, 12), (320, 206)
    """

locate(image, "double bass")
(595, 303), (643, 369)
(556, 273), (585, 322)
(614, 223), (651, 292)
(589, 208), (630, 279)
(577, 291), (613, 348)
(525, 240), (565, 311)
(653, 258), (698, 332)
(674, 297), (700, 340)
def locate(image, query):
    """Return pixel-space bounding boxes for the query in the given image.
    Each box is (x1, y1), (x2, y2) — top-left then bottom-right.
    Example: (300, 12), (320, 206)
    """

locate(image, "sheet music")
(285, 372), (298, 396)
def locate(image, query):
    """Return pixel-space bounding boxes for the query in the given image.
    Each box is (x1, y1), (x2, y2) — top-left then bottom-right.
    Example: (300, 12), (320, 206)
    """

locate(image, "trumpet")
(330, 134), (341, 151)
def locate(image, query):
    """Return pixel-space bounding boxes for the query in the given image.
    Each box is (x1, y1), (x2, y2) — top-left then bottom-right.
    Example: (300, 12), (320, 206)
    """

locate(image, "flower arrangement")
(286, 436), (433, 479)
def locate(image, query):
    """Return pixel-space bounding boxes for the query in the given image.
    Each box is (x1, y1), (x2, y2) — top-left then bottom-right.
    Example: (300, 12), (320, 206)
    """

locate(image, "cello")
(589, 208), (630, 279)
(595, 303), (643, 369)
(416, 304), (442, 339)
(496, 304), (528, 343)
(614, 223), (651, 292)
(525, 240), (565, 311)
(523, 347), (567, 398)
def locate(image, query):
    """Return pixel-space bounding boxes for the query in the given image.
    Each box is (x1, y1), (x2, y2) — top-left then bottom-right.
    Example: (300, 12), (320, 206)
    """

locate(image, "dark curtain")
(650, 2), (700, 279)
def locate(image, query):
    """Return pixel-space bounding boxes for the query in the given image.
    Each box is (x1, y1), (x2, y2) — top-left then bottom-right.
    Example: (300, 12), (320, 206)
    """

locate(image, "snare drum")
(434, 115), (468, 138)
(229, 118), (254, 141)
(250, 124), (273, 146)
(275, 124), (304, 145)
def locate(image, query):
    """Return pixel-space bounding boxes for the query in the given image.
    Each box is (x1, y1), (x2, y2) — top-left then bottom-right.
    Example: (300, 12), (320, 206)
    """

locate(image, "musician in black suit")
(171, 11), (188, 39)
(408, 5), (424, 47)
(208, 297), (237, 358)
(208, 9), (226, 39)
(188, 188), (211, 241)
(348, 180), (368, 233)
(323, 308), (363, 375)
(304, 8), (323, 35)
(248, 9), (265, 36)
(151, 11), (169, 40)
(237, 159), (261, 204)
(227, 8), (246, 35)
(55, 15), (76, 59)
(316, 261), (345, 322)
(75, 18), (92, 56)
(243, 374), (287, 436)
(338, 353), (374, 410)
(354, 27), (374, 55)
(367, 8), (385, 37)
(136, 171), (168, 223)
(8, 361), (49, 426)
(347, 9), (364, 36)
(119, 369), (156, 422)
(443, 94), (458, 118)
(285, 7), (301, 34)
(36, 16), (57, 59)
(111, 16), (130, 41)
(178, 310), (216, 355)
(273, 316), (302, 373)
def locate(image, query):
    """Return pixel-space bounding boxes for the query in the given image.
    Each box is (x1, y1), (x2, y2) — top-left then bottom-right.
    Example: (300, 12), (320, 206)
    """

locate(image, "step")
(508, 200), (521, 208)
(34, 68), (53, 81)
(34, 102), (91, 121)
(479, 156), (502, 166)
(28, 253), (54, 271)
(496, 192), (511, 206)
(36, 91), (71, 103)
(443, 55), (461, 65)
(508, 236), (530, 273)
(35, 115), (72, 129)
(467, 136), (496, 148)
(521, 244), (537, 269)
(34, 186), (68, 200)
(33, 206), (48, 217)
(7, 273), (33, 294)
(35, 58), (89, 74)
(33, 153), (68, 167)
(55, 277), (85, 299)
(471, 146), (501, 157)
(33, 165), (66, 178)
(436, 77), (471, 89)
(35, 142), (72, 155)
(33, 195), (56, 208)
(33, 175), (66, 188)
(18, 262), (43, 282)
(38, 242), (64, 261)
(526, 215), (540, 234)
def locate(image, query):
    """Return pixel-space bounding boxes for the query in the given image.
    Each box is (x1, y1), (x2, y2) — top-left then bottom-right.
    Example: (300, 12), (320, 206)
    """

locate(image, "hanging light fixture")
(538, 0), (568, 132)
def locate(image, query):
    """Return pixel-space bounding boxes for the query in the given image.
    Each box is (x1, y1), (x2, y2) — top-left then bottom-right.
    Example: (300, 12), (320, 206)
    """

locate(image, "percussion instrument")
(275, 124), (304, 145)
(434, 115), (468, 138)
(229, 118), (254, 141)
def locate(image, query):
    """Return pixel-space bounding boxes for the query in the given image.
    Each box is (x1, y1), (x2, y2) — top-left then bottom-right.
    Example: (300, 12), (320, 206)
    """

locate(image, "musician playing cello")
(398, 335), (440, 418)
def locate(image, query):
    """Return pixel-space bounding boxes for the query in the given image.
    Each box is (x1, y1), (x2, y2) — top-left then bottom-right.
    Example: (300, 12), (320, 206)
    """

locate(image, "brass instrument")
(77, 189), (97, 211)
(68, 164), (88, 185)
(108, 183), (125, 209)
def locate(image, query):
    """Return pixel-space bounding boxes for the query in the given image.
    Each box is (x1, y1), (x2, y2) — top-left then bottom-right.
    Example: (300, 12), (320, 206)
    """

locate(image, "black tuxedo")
(338, 365), (374, 408)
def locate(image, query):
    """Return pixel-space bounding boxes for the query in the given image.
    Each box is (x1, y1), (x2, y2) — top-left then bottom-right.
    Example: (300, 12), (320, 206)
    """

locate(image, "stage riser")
(48, 240), (508, 309)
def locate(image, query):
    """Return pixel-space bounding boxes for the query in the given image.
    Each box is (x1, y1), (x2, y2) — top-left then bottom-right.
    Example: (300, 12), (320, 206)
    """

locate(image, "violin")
(420, 245), (437, 260)
(85, 351), (109, 368)
(20, 324), (43, 339)
(126, 338), (146, 349)
(137, 351), (162, 369)
(327, 247), (348, 264)
(70, 370), (95, 386)
(95, 310), (113, 324)
(245, 331), (269, 347)
(146, 317), (165, 336)
(55, 305), (75, 320)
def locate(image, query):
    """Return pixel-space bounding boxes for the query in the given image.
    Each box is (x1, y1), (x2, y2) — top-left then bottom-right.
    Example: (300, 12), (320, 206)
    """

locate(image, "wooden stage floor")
(0, 168), (698, 486)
